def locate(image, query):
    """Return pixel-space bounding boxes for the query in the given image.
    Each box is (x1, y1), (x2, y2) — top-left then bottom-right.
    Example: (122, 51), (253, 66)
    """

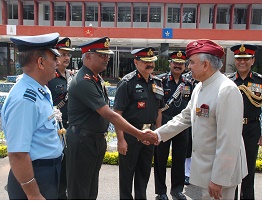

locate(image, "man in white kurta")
(154, 39), (248, 200)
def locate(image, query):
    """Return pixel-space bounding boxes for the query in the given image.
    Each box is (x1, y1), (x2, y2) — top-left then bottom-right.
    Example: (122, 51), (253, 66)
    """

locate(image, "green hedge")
(0, 145), (7, 158)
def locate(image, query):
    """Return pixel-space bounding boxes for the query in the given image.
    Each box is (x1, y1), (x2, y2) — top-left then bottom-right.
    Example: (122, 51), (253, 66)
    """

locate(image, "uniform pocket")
(133, 91), (148, 100)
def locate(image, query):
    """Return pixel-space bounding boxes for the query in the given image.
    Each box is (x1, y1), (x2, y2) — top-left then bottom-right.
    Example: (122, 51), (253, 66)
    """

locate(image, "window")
(55, 6), (66, 21)
(183, 8), (196, 23)
(23, 5), (34, 20)
(234, 8), (247, 24)
(101, 6), (114, 22)
(118, 7), (131, 22)
(86, 6), (98, 21)
(44, 5), (66, 21)
(168, 7), (180, 23)
(134, 7), (148, 22)
(149, 6), (161, 22)
(71, 5), (82, 21)
(209, 8), (229, 24)
(252, 9), (262, 25)
(8, 4), (18, 19)
(44, 5), (49, 20)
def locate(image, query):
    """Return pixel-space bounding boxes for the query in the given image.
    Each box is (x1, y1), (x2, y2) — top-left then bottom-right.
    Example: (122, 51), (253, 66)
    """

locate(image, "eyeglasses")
(60, 53), (72, 58)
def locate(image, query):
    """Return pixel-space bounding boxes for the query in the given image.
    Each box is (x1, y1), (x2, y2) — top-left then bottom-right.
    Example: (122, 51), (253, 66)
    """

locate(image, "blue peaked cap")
(10, 32), (60, 57)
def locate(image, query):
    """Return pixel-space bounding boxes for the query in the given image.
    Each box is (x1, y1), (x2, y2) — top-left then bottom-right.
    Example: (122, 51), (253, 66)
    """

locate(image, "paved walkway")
(0, 156), (261, 200)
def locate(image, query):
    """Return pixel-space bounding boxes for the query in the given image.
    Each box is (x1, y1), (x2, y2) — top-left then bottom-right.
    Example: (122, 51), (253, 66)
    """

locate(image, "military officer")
(66, 37), (158, 199)
(113, 47), (165, 200)
(151, 39), (248, 200)
(228, 44), (262, 200)
(182, 70), (199, 186)
(154, 51), (192, 200)
(1, 33), (63, 199)
(47, 37), (74, 200)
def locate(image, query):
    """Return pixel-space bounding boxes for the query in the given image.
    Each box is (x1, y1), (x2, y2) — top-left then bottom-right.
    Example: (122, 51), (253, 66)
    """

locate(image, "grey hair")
(198, 53), (223, 71)
(18, 49), (47, 67)
(82, 52), (86, 60)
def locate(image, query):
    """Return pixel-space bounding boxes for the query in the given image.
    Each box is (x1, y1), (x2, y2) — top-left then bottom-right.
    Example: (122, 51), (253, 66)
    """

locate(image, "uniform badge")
(135, 84), (143, 92)
(196, 104), (209, 117)
(247, 82), (262, 94)
(138, 101), (146, 108)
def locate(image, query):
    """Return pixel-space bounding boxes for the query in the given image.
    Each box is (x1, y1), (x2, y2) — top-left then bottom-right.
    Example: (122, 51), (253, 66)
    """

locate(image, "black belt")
(68, 125), (107, 138)
(131, 123), (156, 130)
(32, 155), (62, 167)
(243, 117), (260, 125)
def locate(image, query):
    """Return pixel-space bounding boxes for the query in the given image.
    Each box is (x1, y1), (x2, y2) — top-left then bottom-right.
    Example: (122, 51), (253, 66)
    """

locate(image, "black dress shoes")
(171, 191), (187, 200)
(184, 176), (190, 185)
(155, 194), (169, 200)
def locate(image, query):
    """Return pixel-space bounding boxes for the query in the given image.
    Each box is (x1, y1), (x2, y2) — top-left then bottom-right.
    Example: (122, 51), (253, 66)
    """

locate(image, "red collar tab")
(137, 73), (142, 79)
(55, 71), (60, 78)
(92, 75), (99, 82)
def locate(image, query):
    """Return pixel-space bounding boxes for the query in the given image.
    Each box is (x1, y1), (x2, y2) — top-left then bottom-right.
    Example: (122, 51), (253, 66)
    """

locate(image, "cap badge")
(177, 51), (182, 58)
(193, 42), (198, 46)
(239, 44), (246, 52)
(147, 49), (154, 56)
(65, 40), (70, 47)
(104, 38), (110, 48)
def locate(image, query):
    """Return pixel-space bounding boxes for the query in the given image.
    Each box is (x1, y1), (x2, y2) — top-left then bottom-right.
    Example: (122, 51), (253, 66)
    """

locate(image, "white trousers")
(185, 158), (191, 177)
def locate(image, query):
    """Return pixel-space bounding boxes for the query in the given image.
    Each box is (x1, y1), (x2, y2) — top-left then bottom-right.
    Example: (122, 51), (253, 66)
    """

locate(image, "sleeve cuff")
(156, 130), (162, 142)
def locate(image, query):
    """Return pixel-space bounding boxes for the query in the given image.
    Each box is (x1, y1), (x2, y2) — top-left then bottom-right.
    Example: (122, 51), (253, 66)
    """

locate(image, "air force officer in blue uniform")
(1, 33), (63, 200)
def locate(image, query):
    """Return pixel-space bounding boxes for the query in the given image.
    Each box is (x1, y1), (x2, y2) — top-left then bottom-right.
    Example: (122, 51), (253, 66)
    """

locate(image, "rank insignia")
(84, 74), (91, 80)
(138, 101), (146, 108)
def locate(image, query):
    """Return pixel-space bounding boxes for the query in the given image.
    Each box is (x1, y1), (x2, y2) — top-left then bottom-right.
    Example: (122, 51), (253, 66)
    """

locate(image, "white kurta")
(156, 71), (248, 188)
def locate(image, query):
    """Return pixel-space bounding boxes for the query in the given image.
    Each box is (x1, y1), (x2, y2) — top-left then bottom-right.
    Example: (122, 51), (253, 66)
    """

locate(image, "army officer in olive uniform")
(228, 44), (262, 200)
(113, 47), (165, 200)
(154, 51), (192, 200)
(47, 37), (74, 200)
(66, 38), (158, 200)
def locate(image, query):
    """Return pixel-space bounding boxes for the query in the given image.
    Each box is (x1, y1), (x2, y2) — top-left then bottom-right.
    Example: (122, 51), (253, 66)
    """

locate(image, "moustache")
(173, 67), (182, 70)
(145, 65), (155, 69)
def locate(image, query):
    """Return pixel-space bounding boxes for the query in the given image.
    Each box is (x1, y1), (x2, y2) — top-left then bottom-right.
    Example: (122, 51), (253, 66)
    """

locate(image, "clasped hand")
(137, 129), (159, 145)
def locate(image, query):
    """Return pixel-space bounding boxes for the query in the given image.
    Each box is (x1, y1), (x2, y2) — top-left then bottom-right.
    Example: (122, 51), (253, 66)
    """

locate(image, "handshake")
(137, 129), (160, 145)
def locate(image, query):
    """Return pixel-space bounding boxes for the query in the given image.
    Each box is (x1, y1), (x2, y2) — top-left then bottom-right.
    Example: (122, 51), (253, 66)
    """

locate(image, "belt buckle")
(243, 118), (248, 125)
(142, 124), (151, 130)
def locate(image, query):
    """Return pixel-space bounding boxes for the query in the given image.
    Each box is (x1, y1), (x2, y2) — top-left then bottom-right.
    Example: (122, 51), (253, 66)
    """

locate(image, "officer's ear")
(37, 57), (45, 69)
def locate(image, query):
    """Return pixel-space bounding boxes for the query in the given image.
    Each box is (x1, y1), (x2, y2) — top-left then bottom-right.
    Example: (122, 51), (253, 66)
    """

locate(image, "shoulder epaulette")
(225, 72), (236, 79)
(121, 71), (136, 81)
(156, 73), (168, 81)
(23, 88), (37, 102)
(182, 72), (193, 83)
(253, 71), (262, 79)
